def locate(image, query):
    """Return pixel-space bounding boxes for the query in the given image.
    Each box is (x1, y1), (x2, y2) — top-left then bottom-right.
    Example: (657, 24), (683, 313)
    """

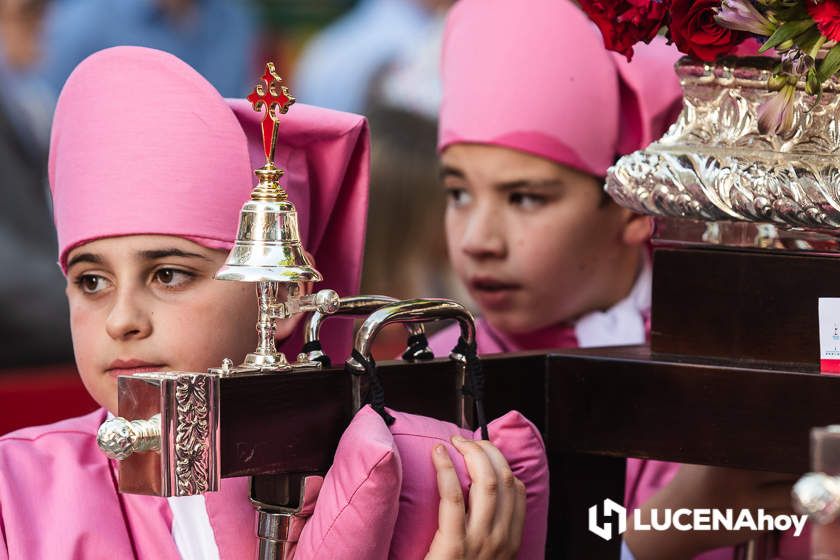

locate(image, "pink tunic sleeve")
(0, 409), (179, 559)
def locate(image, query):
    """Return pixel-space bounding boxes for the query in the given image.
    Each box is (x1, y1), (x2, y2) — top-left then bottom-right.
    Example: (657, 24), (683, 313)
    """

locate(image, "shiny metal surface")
(345, 298), (475, 412)
(303, 295), (428, 363)
(240, 281), (291, 371)
(214, 196), (321, 284)
(97, 414), (161, 460)
(215, 110), (328, 374)
(607, 57), (840, 231)
(793, 472), (840, 524)
(240, 61), (323, 560)
(216, 79), (314, 284)
(349, 298), (475, 362)
(272, 289), (340, 319)
(226, 284), (340, 374)
(170, 372), (219, 496)
(651, 218), (840, 253)
(794, 425), (840, 528)
(256, 514), (294, 560)
(255, 475), (323, 560)
(98, 371), (220, 496)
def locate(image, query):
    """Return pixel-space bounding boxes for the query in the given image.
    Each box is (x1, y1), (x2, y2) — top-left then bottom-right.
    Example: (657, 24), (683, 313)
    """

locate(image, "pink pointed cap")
(438, 0), (683, 176)
(49, 46), (253, 268)
(49, 46), (370, 359)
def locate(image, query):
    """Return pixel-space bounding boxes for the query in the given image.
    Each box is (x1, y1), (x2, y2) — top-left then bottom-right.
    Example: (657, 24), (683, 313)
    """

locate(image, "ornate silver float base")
(607, 57), (840, 232)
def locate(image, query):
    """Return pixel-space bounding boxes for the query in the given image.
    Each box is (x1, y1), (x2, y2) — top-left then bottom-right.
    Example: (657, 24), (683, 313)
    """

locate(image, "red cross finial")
(247, 62), (295, 164)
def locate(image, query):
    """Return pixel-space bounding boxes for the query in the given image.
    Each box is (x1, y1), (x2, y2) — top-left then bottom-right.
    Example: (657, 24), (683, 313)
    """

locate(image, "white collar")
(574, 254), (652, 348)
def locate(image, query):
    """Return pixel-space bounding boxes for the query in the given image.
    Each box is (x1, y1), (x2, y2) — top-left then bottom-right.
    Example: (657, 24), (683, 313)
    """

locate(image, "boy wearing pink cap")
(430, 0), (680, 357)
(432, 0), (807, 559)
(0, 46), (524, 559)
(428, 0), (690, 549)
(430, 2), (677, 356)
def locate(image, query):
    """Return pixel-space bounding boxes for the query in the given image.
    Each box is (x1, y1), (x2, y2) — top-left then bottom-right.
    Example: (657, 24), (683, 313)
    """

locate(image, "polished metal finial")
(97, 414), (161, 460)
(793, 472), (840, 524)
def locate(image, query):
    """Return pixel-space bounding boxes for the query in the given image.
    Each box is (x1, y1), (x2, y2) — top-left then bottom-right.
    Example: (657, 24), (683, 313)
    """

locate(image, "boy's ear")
(621, 212), (653, 246)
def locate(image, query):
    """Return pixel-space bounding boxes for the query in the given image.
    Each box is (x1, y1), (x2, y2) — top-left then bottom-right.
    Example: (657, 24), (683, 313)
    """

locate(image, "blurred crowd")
(0, 0), (459, 368)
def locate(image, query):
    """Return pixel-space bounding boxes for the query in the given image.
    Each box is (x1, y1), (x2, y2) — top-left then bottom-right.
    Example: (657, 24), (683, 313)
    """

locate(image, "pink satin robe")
(0, 408), (256, 559)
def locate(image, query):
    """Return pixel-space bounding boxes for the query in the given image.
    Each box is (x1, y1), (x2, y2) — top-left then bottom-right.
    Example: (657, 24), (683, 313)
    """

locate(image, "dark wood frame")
(218, 344), (840, 557)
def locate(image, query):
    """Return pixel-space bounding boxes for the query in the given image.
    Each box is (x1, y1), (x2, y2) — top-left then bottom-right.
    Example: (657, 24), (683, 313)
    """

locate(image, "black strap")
(346, 349), (395, 425)
(401, 332), (435, 362)
(453, 336), (489, 440)
(301, 339), (331, 368)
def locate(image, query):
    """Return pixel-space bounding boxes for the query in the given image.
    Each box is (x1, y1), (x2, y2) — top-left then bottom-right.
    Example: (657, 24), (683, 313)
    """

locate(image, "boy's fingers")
(425, 444), (467, 560)
(475, 440), (518, 526)
(509, 478), (527, 555)
(451, 435), (498, 536)
(433, 444), (467, 538)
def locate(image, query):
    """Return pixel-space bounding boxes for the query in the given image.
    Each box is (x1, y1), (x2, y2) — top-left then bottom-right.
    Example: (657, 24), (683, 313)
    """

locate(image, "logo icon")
(588, 498), (627, 541)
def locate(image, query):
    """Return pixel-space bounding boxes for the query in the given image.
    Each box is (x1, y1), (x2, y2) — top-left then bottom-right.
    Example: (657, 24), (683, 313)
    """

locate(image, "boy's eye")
(445, 187), (472, 207)
(76, 274), (111, 294)
(509, 192), (546, 210)
(154, 268), (194, 287)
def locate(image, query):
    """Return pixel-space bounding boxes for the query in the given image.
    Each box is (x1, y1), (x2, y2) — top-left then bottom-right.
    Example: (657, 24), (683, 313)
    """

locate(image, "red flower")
(669, 0), (748, 61)
(807, 0), (840, 42)
(578, 0), (670, 61)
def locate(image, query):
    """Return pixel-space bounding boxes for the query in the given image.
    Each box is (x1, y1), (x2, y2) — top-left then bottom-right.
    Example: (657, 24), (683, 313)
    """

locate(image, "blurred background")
(0, 0), (466, 433)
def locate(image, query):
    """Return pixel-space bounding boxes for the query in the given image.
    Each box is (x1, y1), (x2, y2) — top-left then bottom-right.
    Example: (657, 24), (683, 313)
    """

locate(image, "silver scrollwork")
(174, 374), (211, 495)
(606, 57), (840, 231)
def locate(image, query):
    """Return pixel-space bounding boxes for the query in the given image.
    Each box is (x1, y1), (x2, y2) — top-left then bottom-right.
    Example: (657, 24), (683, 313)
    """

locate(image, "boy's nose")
(105, 288), (153, 341)
(460, 209), (506, 260)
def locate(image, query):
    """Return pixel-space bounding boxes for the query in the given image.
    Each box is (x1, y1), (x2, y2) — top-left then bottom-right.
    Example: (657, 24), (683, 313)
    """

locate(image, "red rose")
(669, 0), (748, 61)
(578, 0), (669, 61)
(807, 0), (840, 42)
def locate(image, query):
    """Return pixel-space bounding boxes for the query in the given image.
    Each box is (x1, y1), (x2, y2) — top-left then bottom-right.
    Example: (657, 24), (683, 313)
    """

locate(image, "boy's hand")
(625, 464), (798, 559)
(425, 436), (526, 560)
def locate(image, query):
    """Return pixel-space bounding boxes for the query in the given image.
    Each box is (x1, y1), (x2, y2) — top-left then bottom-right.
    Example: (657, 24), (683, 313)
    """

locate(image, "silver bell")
(213, 64), (336, 373)
(214, 163), (322, 284)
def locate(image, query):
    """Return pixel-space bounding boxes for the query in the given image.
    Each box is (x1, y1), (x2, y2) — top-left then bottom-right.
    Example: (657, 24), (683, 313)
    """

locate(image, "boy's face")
(440, 144), (648, 334)
(65, 235), (299, 414)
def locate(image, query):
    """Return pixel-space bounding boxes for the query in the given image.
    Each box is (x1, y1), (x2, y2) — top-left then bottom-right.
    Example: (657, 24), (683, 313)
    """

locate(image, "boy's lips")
(106, 359), (166, 378)
(469, 277), (522, 310)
